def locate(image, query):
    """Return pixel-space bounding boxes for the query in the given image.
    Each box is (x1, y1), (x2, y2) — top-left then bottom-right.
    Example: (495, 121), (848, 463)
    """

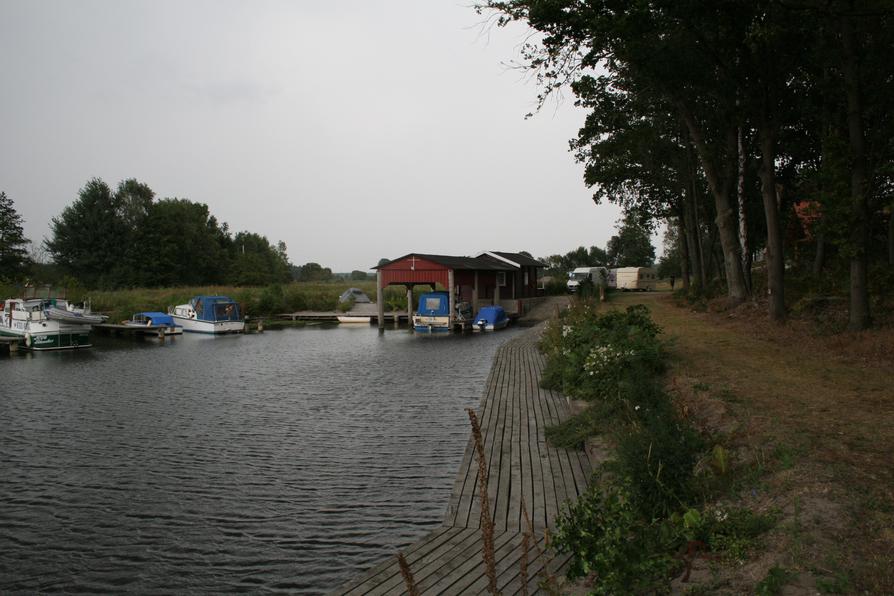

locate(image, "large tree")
(606, 215), (655, 267)
(0, 192), (31, 282)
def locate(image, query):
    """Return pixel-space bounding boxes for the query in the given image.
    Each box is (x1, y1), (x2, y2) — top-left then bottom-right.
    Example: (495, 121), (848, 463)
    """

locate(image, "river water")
(0, 325), (518, 594)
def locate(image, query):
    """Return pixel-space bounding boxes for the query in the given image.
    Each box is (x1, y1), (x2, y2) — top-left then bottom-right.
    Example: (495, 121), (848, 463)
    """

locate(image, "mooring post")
(472, 271), (479, 314)
(448, 268), (455, 332)
(406, 285), (414, 332)
(258, 319), (264, 333)
(9, 341), (18, 353)
(157, 327), (165, 342)
(377, 270), (385, 332)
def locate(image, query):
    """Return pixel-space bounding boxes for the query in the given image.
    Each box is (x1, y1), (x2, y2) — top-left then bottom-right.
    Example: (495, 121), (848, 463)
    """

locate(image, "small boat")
(337, 315), (372, 324)
(169, 296), (245, 334)
(413, 291), (451, 334)
(473, 305), (509, 332)
(1, 297), (93, 350)
(123, 312), (183, 335)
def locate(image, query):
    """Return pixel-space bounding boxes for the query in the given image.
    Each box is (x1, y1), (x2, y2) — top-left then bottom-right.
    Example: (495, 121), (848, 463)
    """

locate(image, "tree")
(293, 262), (333, 282)
(607, 216), (655, 267)
(0, 192), (31, 282)
(350, 270), (370, 280)
(44, 178), (129, 288)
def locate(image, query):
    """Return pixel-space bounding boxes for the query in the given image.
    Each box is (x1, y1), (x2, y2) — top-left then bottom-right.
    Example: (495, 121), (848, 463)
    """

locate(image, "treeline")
(44, 178), (291, 288)
(540, 216), (656, 275)
(484, 0), (894, 328)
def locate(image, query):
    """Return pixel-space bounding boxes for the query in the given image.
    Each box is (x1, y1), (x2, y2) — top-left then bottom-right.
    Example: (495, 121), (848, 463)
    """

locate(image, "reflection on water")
(0, 325), (517, 593)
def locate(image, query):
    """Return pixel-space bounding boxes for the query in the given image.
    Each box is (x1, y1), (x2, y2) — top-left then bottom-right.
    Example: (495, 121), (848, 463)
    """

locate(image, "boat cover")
(190, 296), (242, 321)
(474, 305), (507, 326)
(416, 291), (450, 316)
(136, 312), (176, 326)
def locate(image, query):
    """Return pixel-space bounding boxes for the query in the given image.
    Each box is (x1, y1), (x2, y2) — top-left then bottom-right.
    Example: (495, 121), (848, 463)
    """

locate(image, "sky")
(0, 0), (630, 272)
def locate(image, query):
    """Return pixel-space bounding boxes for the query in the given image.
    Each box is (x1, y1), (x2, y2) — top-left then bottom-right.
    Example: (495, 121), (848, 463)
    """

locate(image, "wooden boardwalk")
(335, 325), (591, 595)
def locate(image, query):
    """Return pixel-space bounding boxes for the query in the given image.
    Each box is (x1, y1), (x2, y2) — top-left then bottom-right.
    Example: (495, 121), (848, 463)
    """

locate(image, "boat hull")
(472, 320), (509, 332)
(122, 323), (183, 336)
(170, 315), (244, 334)
(413, 315), (451, 334)
(0, 328), (91, 350)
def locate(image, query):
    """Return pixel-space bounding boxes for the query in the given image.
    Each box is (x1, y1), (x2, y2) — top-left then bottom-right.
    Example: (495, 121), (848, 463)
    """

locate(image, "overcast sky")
(1, 0), (629, 272)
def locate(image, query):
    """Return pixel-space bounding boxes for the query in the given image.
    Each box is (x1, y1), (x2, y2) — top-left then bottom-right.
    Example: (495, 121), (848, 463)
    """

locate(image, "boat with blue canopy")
(124, 311), (183, 335)
(473, 305), (509, 332)
(169, 296), (245, 334)
(412, 291), (451, 334)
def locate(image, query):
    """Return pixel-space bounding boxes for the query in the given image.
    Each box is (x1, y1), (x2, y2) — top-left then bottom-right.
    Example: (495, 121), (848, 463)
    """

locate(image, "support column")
(447, 269), (455, 330)
(406, 285), (414, 331)
(472, 271), (479, 314)
(377, 270), (385, 331)
(494, 275), (501, 305)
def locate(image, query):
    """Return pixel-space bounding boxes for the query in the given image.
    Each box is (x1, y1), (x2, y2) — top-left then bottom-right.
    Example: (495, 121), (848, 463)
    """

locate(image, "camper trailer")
(615, 267), (658, 291)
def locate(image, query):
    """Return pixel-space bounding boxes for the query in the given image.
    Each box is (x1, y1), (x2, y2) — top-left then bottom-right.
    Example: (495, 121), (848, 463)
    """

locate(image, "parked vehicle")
(169, 296), (245, 334)
(615, 267), (658, 291)
(472, 305), (508, 332)
(566, 267), (609, 293)
(124, 312), (183, 336)
(1, 297), (93, 350)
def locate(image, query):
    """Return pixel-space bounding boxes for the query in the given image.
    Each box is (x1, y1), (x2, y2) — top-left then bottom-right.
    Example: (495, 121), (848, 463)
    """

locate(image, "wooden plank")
(421, 530), (519, 594)
(361, 527), (481, 596)
(336, 526), (460, 594)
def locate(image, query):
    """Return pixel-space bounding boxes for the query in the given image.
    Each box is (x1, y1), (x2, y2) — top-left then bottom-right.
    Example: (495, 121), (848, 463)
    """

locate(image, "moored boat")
(1, 298), (93, 350)
(472, 305), (508, 332)
(412, 291), (451, 334)
(123, 312), (183, 335)
(169, 296), (245, 334)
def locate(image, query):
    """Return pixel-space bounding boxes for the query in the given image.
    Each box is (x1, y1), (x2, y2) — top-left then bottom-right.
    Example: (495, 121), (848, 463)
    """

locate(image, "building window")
(497, 272), (506, 287)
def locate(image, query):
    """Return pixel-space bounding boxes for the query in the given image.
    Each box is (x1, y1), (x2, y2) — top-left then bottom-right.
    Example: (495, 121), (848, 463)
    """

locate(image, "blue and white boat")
(412, 291), (451, 333)
(473, 305), (509, 332)
(124, 311), (183, 336)
(169, 296), (244, 334)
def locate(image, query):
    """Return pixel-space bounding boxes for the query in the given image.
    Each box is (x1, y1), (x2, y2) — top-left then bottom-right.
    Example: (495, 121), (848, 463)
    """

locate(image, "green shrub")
(553, 476), (678, 594)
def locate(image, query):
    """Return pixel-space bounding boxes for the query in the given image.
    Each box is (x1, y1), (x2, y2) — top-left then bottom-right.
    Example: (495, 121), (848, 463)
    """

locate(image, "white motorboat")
(1, 298), (93, 350)
(169, 295), (245, 334)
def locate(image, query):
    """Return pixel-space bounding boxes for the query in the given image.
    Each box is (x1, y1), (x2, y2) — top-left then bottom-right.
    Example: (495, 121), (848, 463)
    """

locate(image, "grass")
(0, 281), (415, 322)
(607, 291), (894, 593)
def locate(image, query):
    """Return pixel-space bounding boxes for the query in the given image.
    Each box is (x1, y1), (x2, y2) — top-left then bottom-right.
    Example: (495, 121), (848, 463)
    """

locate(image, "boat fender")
(24, 333), (31, 347)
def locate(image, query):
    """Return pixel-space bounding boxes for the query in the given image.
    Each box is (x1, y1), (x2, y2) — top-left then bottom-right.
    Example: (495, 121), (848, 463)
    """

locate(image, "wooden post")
(377, 270), (385, 331)
(448, 268), (455, 331)
(406, 285), (414, 332)
(258, 319), (264, 333)
(157, 327), (165, 342)
(9, 341), (18, 353)
(472, 271), (479, 314)
(494, 276), (501, 305)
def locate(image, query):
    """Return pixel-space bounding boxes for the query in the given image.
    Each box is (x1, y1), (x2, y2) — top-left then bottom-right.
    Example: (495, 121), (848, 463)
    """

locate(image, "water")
(0, 325), (518, 594)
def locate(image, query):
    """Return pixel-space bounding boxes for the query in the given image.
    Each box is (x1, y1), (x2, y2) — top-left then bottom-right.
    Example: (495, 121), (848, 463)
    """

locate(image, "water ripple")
(0, 325), (515, 594)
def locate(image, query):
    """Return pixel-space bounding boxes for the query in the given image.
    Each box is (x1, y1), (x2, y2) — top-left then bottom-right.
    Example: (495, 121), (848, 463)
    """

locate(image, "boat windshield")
(213, 302), (240, 321)
(424, 297), (441, 311)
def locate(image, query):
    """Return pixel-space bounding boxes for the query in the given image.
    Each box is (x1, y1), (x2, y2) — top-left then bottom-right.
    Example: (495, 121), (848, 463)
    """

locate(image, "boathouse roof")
(476, 251), (547, 269)
(373, 253), (515, 271)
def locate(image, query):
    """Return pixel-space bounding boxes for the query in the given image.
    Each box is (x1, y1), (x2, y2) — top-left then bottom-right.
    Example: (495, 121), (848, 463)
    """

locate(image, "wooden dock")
(335, 325), (592, 595)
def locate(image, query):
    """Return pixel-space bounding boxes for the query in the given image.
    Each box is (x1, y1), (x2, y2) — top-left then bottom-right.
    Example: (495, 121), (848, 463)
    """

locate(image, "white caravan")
(615, 267), (658, 291)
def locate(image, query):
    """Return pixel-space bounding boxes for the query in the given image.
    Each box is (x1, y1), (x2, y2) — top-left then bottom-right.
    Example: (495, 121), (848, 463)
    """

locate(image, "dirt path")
(610, 291), (893, 593)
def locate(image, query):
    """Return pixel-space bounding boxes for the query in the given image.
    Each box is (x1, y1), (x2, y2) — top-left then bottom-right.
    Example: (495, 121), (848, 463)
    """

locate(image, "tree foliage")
(0, 192), (31, 282)
(44, 178), (291, 288)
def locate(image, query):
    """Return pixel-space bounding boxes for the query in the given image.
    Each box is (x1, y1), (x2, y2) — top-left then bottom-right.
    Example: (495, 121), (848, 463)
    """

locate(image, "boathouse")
(373, 251), (545, 330)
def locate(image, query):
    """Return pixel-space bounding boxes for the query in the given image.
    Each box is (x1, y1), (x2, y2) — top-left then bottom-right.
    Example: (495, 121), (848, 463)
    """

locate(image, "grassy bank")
(0, 281), (417, 323)
(547, 291), (893, 593)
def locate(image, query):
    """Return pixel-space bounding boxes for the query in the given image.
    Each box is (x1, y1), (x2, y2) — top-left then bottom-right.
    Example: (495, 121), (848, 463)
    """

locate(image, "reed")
(466, 407), (498, 595)
(397, 552), (420, 596)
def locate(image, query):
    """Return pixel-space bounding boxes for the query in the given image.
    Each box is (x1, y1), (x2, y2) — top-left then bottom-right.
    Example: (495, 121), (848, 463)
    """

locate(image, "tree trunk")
(841, 14), (871, 330)
(737, 126), (751, 293)
(888, 206), (894, 266)
(758, 123), (786, 322)
(676, 210), (691, 292)
(813, 231), (826, 276)
(685, 142), (708, 288)
(678, 102), (749, 303)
